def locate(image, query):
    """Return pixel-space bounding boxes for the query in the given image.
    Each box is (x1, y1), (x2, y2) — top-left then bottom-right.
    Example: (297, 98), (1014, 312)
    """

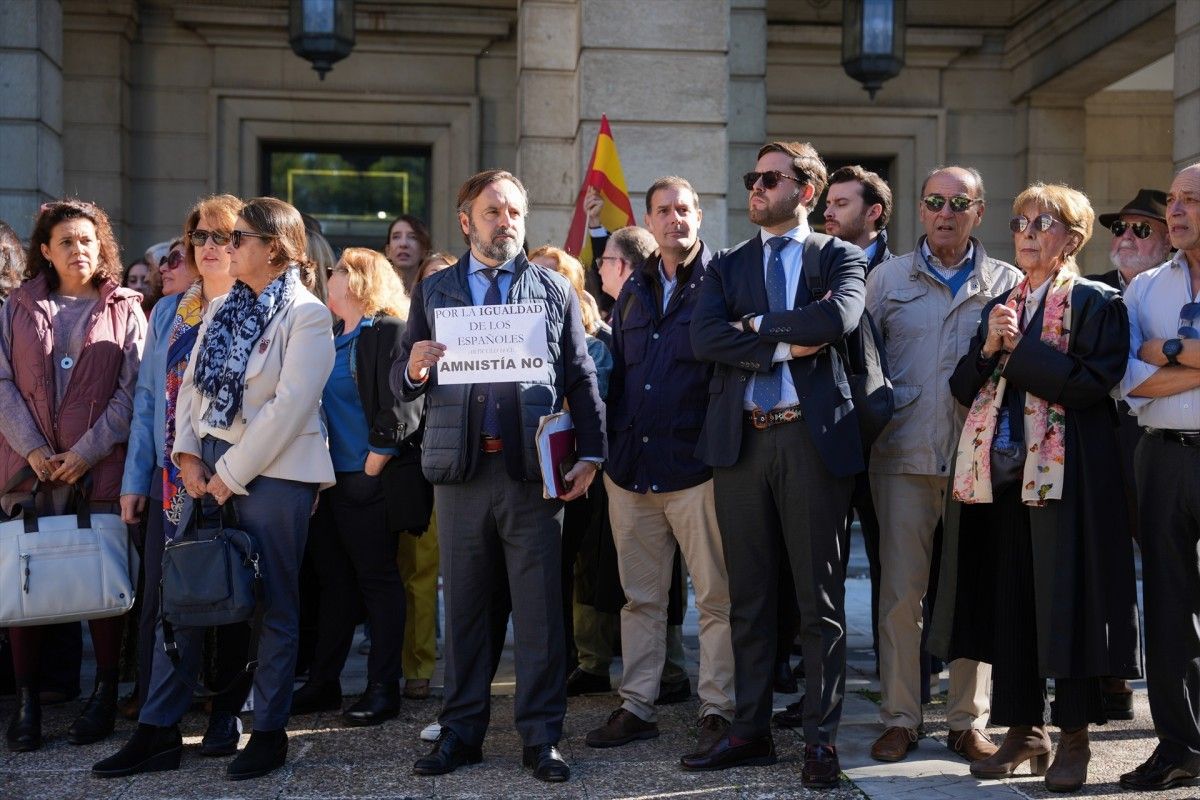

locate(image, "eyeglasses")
(922, 194), (981, 214)
(188, 229), (231, 248)
(230, 229), (273, 249)
(1180, 302), (1200, 340)
(158, 250), (184, 270)
(743, 170), (805, 191)
(1111, 220), (1153, 239)
(1009, 214), (1065, 234)
(598, 255), (625, 265)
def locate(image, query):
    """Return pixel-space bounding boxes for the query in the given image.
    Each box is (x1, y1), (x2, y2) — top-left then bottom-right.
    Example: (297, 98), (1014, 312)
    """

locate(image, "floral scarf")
(162, 281), (205, 535)
(952, 268), (1074, 507)
(192, 266), (298, 429)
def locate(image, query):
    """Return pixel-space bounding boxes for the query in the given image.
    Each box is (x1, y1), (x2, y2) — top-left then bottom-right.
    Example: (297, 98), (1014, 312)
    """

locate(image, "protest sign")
(432, 302), (550, 385)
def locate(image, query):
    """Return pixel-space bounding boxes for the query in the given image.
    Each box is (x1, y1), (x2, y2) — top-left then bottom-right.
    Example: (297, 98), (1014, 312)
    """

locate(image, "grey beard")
(1110, 248), (1167, 276)
(471, 228), (521, 263)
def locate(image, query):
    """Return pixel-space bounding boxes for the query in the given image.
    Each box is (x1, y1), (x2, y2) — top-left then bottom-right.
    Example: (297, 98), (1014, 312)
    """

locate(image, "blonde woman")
(931, 184), (1139, 793)
(290, 247), (423, 726)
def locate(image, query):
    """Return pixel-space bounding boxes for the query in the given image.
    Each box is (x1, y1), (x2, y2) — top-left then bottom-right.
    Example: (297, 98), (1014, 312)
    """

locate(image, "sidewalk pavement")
(0, 529), (1178, 799)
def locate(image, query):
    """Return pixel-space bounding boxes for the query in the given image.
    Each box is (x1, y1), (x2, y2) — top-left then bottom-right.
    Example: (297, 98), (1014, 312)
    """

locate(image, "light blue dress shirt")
(744, 220), (810, 411)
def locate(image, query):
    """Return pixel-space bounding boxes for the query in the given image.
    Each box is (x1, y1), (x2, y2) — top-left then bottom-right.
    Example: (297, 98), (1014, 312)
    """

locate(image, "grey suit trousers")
(436, 451), (567, 747)
(715, 419), (852, 744)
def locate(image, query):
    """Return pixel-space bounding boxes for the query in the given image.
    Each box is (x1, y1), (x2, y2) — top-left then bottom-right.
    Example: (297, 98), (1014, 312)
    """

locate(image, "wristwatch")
(1163, 338), (1183, 366)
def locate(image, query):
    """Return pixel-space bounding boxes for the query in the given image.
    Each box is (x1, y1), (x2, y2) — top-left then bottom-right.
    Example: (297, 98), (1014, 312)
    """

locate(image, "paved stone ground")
(0, 531), (1179, 799)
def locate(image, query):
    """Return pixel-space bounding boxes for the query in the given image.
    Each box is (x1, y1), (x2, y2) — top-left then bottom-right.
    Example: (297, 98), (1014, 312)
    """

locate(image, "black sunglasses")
(1180, 303), (1200, 340)
(230, 229), (273, 249)
(1010, 214), (1063, 234)
(188, 229), (231, 247)
(743, 170), (805, 191)
(158, 250), (184, 270)
(1111, 220), (1153, 239)
(922, 194), (980, 214)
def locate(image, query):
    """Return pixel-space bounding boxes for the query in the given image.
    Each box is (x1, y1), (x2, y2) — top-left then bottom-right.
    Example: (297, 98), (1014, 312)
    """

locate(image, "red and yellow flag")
(564, 115), (635, 268)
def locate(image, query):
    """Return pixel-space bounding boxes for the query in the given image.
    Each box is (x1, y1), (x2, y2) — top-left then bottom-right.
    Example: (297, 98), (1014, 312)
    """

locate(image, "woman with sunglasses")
(116, 195), (252, 755)
(0, 199), (146, 752)
(929, 183), (1140, 793)
(95, 197), (335, 781)
(292, 247), (420, 725)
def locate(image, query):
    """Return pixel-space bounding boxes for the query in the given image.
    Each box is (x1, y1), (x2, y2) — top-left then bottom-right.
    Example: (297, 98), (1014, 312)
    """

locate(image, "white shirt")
(744, 220), (810, 410)
(1022, 277), (1052, 329)
(1120, 251), (1200, 430)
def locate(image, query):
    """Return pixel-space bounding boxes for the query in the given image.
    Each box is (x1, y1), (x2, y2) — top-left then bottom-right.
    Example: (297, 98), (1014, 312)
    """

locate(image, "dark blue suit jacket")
(690, 233), (867, 478)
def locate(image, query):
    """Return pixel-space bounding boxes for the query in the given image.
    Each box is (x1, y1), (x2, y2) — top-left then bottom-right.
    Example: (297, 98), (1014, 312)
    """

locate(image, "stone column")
(1176, 0), (1200, 169)
(0, 0), (63, 237)
(727, 0), (766, 246)
(61, 0), (136, 245)
(1016, 94), (1087, 188)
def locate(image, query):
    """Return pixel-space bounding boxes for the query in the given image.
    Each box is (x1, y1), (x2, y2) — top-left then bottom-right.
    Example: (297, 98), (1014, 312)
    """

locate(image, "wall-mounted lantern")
(842, 0), (906, 100)
(289, 0), (356, 80)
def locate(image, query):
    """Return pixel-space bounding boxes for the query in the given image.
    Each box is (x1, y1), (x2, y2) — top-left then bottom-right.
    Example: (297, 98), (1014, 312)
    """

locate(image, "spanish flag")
(564, 115), (635, 268)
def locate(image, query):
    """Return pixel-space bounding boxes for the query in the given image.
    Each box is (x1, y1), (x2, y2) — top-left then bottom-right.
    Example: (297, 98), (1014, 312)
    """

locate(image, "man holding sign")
(395, 169), (605, 784)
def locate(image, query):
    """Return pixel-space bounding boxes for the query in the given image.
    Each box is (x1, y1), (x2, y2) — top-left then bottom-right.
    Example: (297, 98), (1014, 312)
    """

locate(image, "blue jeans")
(140, 437), (316, 731)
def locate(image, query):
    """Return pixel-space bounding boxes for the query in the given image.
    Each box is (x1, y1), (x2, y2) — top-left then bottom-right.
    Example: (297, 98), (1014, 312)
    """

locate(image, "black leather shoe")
(772, 696), (805, 729)
(92, 723), (182, 778)
(413, 729), (483, 775)
(200, 712), (242, 757)
(803, 743), (841, 788)
(680, 734), (777, 771)
(774, 659), (798, 694)
(343, 681), (400, 727)
(566, 668), (611, 696)
(68, 679), (118, 745)
(655, 678), (691, 705)
(227, 729), (288, 781)
(289, 680), (342, 715)
(523, 743), (570, 782)
(5, 687), (42, 752)
(1120, 746), (1200, 791)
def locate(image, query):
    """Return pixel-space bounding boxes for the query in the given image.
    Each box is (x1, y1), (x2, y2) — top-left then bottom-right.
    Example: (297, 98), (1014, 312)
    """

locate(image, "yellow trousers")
(397, 513), (440, 680)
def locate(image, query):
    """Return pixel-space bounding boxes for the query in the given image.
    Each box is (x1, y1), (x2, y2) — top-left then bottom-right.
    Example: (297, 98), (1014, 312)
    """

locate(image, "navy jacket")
(607, 243), (713, 493)
(392, 251), (605, 484)
(690, 233), (867, 478)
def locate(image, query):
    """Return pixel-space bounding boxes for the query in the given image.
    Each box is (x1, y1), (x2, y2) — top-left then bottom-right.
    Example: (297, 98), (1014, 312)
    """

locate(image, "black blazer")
(690, 233), (867, 477)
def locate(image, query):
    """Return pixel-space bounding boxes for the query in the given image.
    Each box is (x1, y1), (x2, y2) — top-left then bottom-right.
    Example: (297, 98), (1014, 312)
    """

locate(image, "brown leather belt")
(1147, 428), (1200, 448)
(481, 436), (504, 454)
(747, 405), (803, 431)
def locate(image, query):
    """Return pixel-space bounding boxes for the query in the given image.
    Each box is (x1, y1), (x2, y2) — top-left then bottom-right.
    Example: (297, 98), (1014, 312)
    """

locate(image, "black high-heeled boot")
(92, 723), (182, 778)
(67, 678), (118, 745)
(228, 729), (288, 780)
(5, 687), (42, 752)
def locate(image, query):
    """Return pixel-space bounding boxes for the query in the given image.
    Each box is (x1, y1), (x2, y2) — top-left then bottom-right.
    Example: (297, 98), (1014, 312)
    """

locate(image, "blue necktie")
(481, 268), (503, 438)
(752, 236), (790, 412)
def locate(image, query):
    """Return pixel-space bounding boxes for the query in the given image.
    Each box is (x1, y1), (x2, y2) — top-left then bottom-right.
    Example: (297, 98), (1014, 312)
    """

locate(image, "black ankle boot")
(68, 678), (118, 745)
(92, 723), (182, 778)
(228, 729), (288, 781)
(5, 687), (42, 752)
(343, 681), (401, 727)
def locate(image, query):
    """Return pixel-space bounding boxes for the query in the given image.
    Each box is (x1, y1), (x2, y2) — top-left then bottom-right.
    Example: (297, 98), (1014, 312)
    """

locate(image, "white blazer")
(173, 286), (335, 495)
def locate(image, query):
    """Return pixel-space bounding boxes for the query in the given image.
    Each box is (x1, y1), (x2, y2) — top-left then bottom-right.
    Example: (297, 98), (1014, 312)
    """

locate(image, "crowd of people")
(0, 141), (1199, 795)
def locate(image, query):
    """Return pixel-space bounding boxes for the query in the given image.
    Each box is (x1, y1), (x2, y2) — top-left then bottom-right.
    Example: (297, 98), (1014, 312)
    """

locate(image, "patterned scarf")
(952, 268), (1074, 507)
(192, 266), (298, 429)
(162, 281), (205, 534)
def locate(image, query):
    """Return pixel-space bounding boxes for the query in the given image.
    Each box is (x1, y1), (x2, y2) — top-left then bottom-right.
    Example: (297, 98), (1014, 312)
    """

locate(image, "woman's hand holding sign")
(408, 340), (447, 383)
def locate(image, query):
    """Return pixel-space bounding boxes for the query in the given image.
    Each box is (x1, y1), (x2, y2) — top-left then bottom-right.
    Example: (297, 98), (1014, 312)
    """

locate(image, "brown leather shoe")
(947, 728), (998, 762)
(870, 726), (918, 762)
(585, 708), (659, 748)
(802, 743), (841, 789)
(680, 734), (776, 771)
(687, 714), (730, 759)
(1045, 726), (1090, 793)
(970, 725), (1051, 779)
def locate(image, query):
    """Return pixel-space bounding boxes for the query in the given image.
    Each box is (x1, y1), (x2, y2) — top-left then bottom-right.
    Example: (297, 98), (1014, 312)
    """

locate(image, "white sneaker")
(419, 721), (442, 742)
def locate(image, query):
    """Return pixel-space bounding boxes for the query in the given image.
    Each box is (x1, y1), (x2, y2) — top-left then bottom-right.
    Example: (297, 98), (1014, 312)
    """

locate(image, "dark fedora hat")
(1099, 188), (1167, 228)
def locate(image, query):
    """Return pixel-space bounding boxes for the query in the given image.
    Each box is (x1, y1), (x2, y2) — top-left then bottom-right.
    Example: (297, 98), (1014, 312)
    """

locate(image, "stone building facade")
(1, 0), (1198, 278)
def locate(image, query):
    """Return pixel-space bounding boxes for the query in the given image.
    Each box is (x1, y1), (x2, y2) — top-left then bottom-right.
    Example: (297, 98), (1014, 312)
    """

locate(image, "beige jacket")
(173, 286), (336, 495)
(866, 238), (1021, 476)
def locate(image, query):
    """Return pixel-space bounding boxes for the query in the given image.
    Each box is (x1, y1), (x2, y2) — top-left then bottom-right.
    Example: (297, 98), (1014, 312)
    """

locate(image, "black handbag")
(160, 499), (263, 695)
(989, 405), (1026, 494)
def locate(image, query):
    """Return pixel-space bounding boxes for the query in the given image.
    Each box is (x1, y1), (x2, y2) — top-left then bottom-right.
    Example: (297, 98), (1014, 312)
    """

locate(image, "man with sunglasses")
(1094, 189), (1170, 723)
(1119, 163), (1200, 791)
(863, 165), (1019, 765)
(687, 141), (865, 788)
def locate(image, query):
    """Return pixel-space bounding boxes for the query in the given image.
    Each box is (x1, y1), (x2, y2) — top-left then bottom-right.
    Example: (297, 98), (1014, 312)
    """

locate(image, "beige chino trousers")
(871, 472), (991, 731)
(605, 475), (735, 723)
